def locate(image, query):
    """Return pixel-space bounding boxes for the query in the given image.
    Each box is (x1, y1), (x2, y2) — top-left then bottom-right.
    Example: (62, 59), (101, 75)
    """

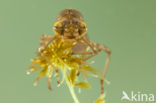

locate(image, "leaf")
(75, 82), (90, 88)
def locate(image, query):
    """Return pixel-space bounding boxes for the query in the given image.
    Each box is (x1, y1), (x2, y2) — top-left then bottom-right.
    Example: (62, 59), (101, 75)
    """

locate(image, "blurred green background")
(0, 0), (156, 103)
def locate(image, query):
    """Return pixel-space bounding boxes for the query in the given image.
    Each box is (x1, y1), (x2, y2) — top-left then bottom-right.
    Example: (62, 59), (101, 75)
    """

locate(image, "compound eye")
(79, 22), (87, 35)
(53, 22), (63, 35)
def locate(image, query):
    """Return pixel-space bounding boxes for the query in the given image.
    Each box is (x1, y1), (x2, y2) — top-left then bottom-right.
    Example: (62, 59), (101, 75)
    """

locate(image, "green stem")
(65, 77), (79, 103)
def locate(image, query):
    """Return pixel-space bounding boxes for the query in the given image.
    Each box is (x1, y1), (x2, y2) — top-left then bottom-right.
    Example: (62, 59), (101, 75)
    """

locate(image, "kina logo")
(121, 91), (155, 102)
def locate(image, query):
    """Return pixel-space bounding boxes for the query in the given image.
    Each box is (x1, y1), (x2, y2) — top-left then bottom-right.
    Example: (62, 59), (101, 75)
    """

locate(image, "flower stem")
(65, 77), (79, 103)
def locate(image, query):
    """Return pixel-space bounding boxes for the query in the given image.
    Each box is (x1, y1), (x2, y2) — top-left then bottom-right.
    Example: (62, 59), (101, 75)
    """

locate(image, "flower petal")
(70, 69), (77, 85)
(81, 65), (100, 77)
(75, 82), (90, 88)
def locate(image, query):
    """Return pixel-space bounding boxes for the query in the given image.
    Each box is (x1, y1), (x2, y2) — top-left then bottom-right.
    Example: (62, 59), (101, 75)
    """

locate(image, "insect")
(27, 9), (111, 103)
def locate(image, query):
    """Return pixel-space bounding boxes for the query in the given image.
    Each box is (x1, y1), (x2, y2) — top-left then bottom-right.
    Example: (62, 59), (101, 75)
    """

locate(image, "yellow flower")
(27, 38), (100, 103)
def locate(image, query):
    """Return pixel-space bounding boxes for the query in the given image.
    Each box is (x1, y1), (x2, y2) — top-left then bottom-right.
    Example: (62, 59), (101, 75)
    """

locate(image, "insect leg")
(47, 77), (52, 90)
(93, 44), (111, 95)
(82, 37), (111, 94)
(71, 51), (93, 76)
(72, 51), (92, 55)
(38, 34), (61, 87)
(55, 68), (60, 85)
(39, 34), (57, 52)
(39, 53), (60, 89)
(97, 45), (111, 94)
